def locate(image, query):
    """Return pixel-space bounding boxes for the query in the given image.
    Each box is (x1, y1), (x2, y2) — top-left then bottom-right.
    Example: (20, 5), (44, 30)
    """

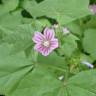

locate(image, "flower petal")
(41, 38), (58, 56)
(41, 48), (52, 56)
(34, 43), (42, 51)
(50, 39), (59, 49)
(89, 4), (96, 14)
(34, 44), (49, 56)
(32, 32), (45, 43)
(44, 27), (55, 40)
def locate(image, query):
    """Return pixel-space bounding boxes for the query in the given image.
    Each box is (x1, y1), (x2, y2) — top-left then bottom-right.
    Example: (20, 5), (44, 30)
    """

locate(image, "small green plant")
(0, 0), (96, 96)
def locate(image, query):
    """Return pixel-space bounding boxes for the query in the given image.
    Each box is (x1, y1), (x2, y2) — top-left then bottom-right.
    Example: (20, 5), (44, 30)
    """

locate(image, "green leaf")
(23, 0), (90, 24)
(7, 66), (62, 96)
(0, 44), (96, 96)
(0, 0), (19, 16)
(0, 44), (32, 72)
(38, 52), (67, 72)
(66, 21), (83, 37)
(68, 70), (96, 96)
(61, 34), (79, 57)
(84, 16), (96, 29)
(83, 29), (96, 59)
(0, 10), (22, 29)
(0, 66), (32, 95)
(0, 44), (33, 95)
(3, 64), (96, 96)
(1, 24), (34, 54)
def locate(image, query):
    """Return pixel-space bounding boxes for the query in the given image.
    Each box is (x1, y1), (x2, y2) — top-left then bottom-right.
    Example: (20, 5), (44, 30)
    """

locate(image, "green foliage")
(0, 0), (96, 96)
(60, 34), (79, 57)
(23, 0), (90, 24)
(0, 0), (19, 16)
(0, 9), (23, 29)
(83, 29), (96, 59)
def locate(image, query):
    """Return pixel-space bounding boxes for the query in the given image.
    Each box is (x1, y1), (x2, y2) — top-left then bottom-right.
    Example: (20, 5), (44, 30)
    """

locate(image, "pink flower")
(32, 28), (59, 56)
(89, 4), (96, 14)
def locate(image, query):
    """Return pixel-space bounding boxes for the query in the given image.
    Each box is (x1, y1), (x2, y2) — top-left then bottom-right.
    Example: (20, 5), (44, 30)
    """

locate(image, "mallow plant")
(0, 0), (96, 96)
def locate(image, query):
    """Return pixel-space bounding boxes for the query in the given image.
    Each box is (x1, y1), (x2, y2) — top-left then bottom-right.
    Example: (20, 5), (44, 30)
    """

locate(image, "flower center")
(43, 41), (50, 47)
